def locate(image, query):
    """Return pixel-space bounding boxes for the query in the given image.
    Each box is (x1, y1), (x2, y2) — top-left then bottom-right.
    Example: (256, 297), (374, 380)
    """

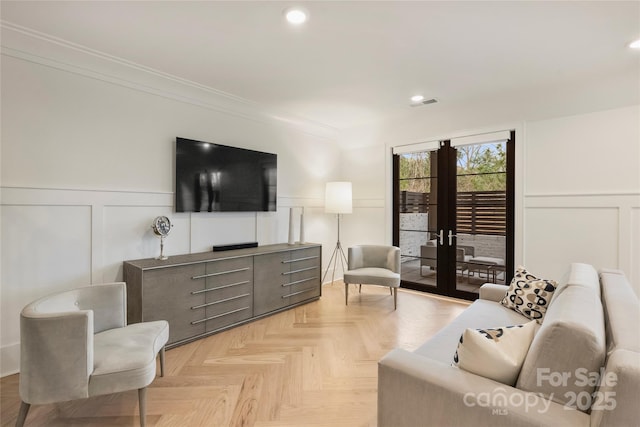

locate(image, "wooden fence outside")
(399, 190), (506, 236)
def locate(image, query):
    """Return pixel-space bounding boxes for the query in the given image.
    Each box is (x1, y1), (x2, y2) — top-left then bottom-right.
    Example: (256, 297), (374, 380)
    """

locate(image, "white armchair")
(343, 245), (401, 309)
(17, 282), (169, 427)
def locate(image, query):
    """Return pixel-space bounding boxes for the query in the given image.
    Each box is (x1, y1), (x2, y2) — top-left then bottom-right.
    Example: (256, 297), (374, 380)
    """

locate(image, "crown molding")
(0, 20), (339, 141)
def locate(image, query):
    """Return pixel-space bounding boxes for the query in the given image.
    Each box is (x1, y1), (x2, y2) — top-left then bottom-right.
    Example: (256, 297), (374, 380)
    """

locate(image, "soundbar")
(212, 242), (258, 252)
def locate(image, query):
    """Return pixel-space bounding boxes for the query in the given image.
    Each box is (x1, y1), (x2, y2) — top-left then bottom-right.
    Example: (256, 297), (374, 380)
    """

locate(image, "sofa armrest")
(590, 349), (640, 427)
(479, 283), (509, 302)
(378, 349), (589, 427)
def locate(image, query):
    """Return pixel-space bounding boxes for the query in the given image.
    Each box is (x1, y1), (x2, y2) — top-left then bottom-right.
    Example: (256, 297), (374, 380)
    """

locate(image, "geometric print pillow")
(453, 321), (537, 385)
(500, 266), (558, 323)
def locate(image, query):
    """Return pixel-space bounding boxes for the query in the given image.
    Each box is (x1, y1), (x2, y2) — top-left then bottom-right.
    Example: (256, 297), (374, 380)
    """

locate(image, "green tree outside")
(399, 142), (506, 193)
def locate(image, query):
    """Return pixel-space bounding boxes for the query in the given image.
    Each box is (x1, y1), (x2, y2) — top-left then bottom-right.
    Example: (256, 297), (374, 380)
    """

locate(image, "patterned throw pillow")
(501, 266), (558, 323)
(453, 321), (537, 385)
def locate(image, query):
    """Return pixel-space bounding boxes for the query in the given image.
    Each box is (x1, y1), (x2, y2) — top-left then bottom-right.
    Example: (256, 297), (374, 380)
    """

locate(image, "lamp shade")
(325, 182), (352, 214)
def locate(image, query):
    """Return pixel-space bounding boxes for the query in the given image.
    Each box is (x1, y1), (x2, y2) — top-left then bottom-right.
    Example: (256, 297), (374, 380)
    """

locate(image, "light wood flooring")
(0, 282), (469, 427)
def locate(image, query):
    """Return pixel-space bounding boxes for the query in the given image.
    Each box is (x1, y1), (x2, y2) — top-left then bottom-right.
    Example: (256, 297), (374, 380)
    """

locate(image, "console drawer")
(203, 257), (253, 288)
(286, 276), (321, 305)
(142, 264), (206, 344)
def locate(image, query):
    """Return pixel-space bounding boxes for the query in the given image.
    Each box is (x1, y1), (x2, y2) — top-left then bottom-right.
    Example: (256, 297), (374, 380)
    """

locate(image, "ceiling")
(1, 1), (639, 131)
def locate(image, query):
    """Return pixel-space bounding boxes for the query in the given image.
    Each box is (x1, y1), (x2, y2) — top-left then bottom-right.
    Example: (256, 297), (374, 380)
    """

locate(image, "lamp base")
(321, 213), (349, 285)
(322, 240), (348, 285)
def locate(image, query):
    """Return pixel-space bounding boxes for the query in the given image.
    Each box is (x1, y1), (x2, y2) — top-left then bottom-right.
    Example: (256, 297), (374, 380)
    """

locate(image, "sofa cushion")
(599, 268), (640, 353)
(414, 299), (531, 364)
(453, 320), (536, 385)
(516, 285), (605, 411)
(501, 266), (558, 323)
(552, 262), (601, 303)
(344, 267), (400, 287)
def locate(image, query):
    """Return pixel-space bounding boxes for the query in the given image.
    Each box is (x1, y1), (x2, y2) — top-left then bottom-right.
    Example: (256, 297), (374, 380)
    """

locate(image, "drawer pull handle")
(191, 280), (250, 295)
(282, 266), (317, 275)
(282, 288), (316, 299)
(192, 267), (250, 280)
(190, 306), (250, 325)
(281, 276), (319, 287)
(190, 293), (251, 310)
(281, 255), (319, 264)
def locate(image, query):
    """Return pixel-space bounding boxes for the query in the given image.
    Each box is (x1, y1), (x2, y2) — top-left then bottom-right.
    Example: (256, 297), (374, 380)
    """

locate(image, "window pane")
(457, 173), (506, 192)
(457, 142), (506, 175)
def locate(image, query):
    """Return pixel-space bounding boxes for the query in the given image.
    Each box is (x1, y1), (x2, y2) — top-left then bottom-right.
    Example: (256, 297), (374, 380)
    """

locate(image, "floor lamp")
(322, 182), (352, 284)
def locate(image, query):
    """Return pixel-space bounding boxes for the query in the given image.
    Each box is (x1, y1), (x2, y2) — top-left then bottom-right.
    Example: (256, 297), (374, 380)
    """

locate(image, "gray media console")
(123, 243), (322, 347)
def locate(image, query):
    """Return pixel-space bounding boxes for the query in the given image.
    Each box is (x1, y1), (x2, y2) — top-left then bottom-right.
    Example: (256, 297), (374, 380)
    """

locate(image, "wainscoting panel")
(524, 192), (639, 296)
(0, 203), (92, 375)
(1, 204), (93, 335)
(631, 207), (640, 292)
(525, 207), (618, 276)
(190, 211), (257, 252)
(102, 205), (189, 283)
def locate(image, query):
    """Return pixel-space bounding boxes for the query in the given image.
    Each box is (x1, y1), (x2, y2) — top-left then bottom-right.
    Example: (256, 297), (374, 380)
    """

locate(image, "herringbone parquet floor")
(0, 282), (469, 427)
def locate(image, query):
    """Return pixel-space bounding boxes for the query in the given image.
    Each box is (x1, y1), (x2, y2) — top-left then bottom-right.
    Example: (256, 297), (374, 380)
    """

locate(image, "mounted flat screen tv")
(175, 137), (277, 213)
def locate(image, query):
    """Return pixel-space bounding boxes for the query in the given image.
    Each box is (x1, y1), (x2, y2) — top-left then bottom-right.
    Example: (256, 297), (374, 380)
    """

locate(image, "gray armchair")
(17, 282), (169, 427)
(343, 245), (401, 309)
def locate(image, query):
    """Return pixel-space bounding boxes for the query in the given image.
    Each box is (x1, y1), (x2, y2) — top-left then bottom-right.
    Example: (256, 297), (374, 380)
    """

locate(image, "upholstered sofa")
(378, 263), (640, 426)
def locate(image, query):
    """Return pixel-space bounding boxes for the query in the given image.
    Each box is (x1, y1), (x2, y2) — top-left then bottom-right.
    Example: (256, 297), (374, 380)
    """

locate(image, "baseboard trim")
(0, 343), (20, 378)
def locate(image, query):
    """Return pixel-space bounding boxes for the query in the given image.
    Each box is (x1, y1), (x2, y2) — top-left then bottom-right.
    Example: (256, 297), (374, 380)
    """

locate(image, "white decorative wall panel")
(524, 206), (619, 280)
(631, 207), (640, 290)
(523, 192), (640, 296)
(0, 204), (92, 375)
(255, 210), (281, 245)
(190, 212), (256, 252)
(102, 205), (189, 283)
(1, 205), (92, 320)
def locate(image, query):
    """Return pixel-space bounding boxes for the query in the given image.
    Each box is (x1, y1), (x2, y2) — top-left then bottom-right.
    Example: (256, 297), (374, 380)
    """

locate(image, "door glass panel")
(455, 142), (508, 293)
(397, 151), (438, 288)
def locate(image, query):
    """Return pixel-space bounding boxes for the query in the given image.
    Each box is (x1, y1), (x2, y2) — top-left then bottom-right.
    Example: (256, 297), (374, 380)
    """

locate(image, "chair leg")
(359, 284), (362, 293)
(345, 283), (349, 305)
(393, 288), (397, 310)
(138, 387), (147, 427)
(159, 346), (165, 377)
(15, 401), (30, 427)
(389, 287), (393, 295)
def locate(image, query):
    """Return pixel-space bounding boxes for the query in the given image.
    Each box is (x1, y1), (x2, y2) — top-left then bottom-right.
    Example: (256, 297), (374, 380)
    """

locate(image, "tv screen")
(175, 137), (277, 213)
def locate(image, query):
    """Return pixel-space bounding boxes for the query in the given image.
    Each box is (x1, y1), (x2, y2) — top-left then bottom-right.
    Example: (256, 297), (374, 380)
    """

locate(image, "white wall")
(339, 144), (388, 248)
(339, 105), (640, 298)
(0, 34), (342, 376)
(523, 106), (640, 284)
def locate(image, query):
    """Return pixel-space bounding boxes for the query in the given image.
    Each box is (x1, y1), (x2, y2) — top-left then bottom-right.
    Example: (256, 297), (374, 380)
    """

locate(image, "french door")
(392, 131), (515, 300)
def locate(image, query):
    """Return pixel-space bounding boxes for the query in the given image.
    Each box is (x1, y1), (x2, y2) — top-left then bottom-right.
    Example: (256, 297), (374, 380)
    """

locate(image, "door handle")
(438, 230), (444, 246)
(448, 230), (458, 246)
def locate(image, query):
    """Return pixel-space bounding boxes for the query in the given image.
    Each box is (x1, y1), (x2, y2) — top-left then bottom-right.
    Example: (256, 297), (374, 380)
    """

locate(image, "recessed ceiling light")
(285, 8), (308, 25)
(410, 97), (439, 107)
(630, 39), (640, 49)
